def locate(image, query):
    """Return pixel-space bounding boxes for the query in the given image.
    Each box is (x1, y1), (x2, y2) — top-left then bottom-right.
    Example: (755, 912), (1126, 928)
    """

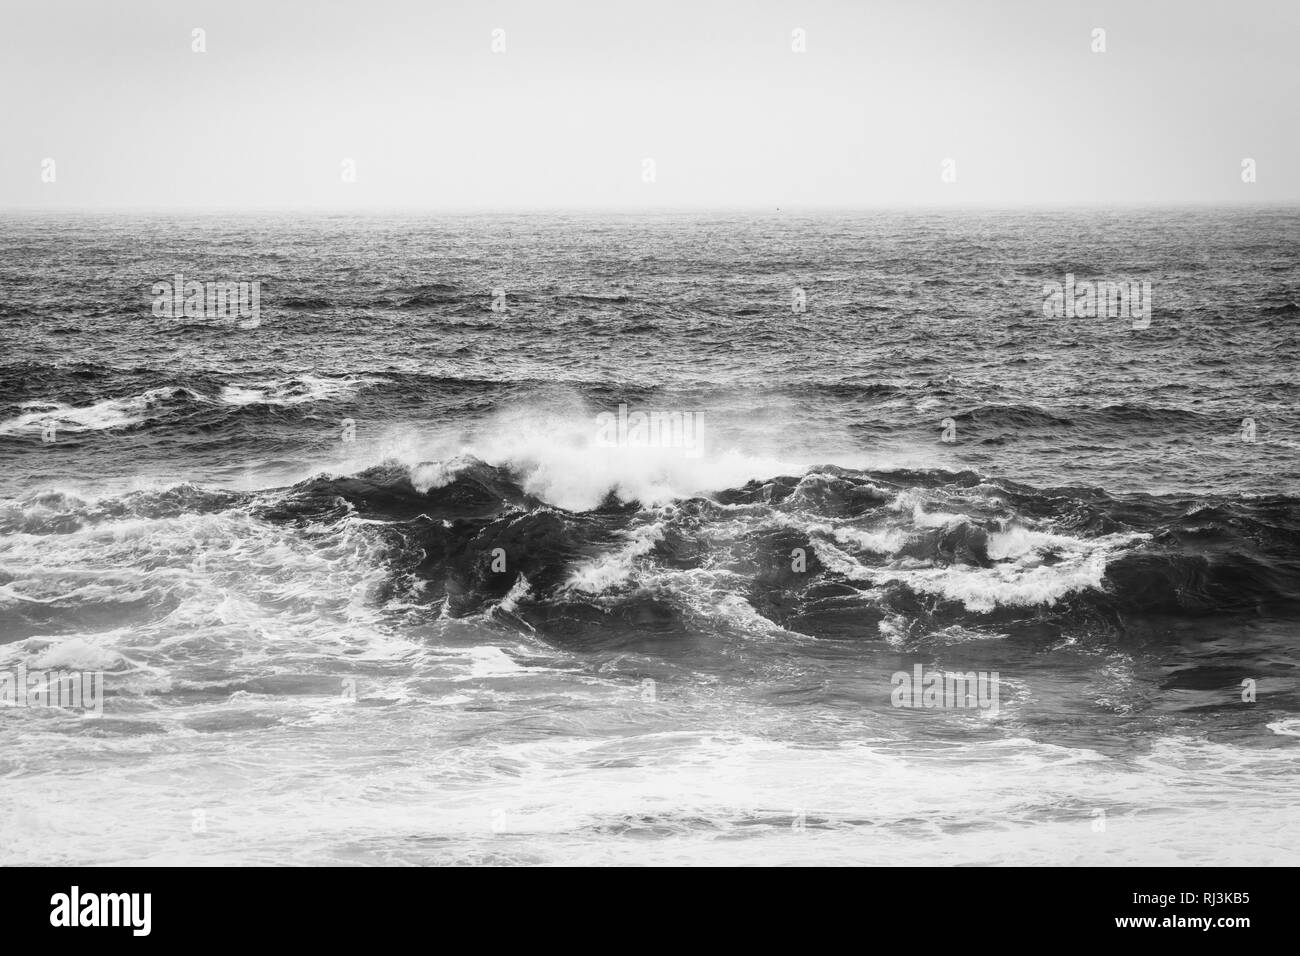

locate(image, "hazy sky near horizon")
(2, 0), (1296, 209)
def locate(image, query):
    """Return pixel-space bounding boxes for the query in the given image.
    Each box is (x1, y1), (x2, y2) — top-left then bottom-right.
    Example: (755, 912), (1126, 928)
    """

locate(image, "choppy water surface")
(1, 209), (1298, 864)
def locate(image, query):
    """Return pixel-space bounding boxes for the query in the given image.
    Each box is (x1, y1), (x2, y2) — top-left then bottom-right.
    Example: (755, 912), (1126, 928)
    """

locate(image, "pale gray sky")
(2, 0), (1296, 209)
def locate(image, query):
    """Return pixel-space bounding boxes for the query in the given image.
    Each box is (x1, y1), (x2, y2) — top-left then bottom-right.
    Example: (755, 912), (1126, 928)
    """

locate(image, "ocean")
(1, 207), (1298, 865)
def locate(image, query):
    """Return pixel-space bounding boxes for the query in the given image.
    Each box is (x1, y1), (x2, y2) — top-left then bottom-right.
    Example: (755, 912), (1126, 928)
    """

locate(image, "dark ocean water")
(1, 208), (1298, 865)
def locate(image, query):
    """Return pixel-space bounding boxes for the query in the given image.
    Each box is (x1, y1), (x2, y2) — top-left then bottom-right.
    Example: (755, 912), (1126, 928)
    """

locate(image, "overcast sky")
(2, 0), (1296, 209)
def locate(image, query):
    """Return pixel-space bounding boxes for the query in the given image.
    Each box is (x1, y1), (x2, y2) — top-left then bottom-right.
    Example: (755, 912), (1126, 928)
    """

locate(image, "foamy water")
(2, 210), (1298, 865)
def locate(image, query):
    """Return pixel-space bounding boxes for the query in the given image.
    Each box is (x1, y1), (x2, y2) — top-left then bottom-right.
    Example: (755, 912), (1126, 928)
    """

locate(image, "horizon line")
(3, 200), (1297, 216)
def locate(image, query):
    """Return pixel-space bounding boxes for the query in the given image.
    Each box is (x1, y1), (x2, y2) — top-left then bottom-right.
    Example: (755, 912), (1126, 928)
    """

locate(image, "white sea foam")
(875, 529), (1148, 611)
(890, 489), (969, 529)
(0, 387), (199, 435)
(0, 376), (382, 437)
(564, 521), (666, 594)
(1267, 718), (1300, 737)
(832, 525), (910, 554)
(30, 637), (125, 671)
(217, 374), (385, 407)
(391, 402), (813, 511)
